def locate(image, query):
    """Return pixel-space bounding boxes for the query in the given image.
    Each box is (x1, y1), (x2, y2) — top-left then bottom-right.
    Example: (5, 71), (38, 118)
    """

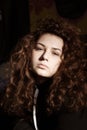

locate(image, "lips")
(37, 63), (48, 69)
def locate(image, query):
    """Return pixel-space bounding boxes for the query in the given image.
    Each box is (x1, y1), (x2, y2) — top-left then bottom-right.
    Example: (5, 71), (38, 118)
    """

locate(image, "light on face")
(31, 33), (64, 78)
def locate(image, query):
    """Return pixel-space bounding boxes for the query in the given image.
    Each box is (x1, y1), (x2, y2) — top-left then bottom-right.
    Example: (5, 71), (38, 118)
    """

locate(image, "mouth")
(37, 64), (48, 69)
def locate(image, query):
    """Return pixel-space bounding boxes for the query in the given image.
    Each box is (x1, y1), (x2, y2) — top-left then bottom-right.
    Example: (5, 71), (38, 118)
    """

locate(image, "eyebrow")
(37, 42), (62, 52)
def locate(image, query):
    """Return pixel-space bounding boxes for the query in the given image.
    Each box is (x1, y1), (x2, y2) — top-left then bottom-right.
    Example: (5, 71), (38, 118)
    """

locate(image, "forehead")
(37, 33), (64, 48)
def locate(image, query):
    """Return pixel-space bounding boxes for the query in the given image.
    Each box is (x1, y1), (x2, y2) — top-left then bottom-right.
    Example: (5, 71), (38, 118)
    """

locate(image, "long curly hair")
(1, 18), (87, 116)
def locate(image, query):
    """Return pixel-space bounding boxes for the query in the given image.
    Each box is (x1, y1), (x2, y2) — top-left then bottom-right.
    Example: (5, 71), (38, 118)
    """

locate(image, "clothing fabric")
(12, 100), (87, 130)
(12, 108), (87, 130)
(13, 119), (34, 130)
(36, 84), (87, 130)
(1, 82), (87, 130)
(14, 83), (87, 130)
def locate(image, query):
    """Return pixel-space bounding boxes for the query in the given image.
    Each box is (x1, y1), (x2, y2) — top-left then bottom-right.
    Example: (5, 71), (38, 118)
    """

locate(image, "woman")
(1, 18), (87, 130)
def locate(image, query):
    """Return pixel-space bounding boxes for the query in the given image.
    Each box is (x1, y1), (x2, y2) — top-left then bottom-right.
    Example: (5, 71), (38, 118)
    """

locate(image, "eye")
(52, 51), (61, 56)
(35, 45), (44, 51)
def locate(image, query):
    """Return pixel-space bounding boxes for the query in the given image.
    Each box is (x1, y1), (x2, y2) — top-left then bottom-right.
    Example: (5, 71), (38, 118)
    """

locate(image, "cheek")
(32, 50), (39, 59)
(53, 63), (60, 71)
(52, 60), (61, 71)
(48, 63), (60, 77)
(31, 51), (40, 68)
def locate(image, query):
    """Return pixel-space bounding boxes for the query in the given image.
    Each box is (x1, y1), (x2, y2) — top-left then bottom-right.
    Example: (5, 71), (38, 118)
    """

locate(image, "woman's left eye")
(52, 52), (60, 56)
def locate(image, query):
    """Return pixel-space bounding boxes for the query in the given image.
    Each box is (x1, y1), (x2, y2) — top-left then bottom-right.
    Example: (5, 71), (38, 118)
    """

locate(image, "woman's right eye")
(35, 46), (43, 50)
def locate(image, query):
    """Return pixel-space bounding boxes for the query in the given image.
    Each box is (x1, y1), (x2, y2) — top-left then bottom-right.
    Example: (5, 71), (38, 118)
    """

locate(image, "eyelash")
(35, 46), (44, 50)
(52, 52), (60, 56)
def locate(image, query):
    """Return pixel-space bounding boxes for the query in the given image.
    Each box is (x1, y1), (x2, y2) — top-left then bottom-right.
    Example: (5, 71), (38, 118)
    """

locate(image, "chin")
(38, 74), (49, 78)
(36, 72), (50, 78)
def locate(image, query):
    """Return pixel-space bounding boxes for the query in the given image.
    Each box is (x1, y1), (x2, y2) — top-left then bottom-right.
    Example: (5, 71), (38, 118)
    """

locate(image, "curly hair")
(1, 18), (87, 116)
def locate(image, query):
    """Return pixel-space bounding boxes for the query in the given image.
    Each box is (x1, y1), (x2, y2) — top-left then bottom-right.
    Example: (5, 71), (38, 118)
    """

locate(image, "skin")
(31, 33), (64, 78)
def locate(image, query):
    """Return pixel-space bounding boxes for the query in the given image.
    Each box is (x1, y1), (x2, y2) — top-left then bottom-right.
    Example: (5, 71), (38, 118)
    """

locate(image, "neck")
(31, 71), (52, 85)
(36, 76), (50, 85)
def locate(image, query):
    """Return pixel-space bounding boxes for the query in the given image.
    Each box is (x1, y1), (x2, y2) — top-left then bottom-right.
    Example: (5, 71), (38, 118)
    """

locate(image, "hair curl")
(1, 18), (87, 116)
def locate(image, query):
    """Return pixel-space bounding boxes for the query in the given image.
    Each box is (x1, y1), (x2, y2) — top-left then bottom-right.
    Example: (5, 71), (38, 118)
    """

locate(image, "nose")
(40, 50), (49, 61)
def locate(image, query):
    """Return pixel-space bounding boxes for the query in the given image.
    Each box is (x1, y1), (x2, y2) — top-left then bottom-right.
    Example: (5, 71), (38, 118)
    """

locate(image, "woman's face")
(31, 33), (64, 78)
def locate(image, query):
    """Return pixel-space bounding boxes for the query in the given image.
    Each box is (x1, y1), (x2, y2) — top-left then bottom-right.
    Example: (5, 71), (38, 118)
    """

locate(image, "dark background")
(0, 0), (30, 64)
